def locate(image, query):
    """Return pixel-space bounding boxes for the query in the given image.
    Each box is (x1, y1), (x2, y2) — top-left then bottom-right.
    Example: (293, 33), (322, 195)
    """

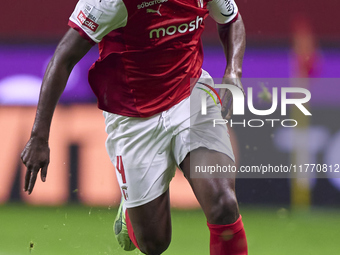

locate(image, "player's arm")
(207, 0), (246, 119)
(218, 14), (246, 119)
(21, 28), (93, 194)
(21, 0), (128, 194)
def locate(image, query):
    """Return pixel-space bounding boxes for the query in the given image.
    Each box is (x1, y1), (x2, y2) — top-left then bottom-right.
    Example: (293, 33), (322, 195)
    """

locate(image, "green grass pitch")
(0, 204), (339, 255)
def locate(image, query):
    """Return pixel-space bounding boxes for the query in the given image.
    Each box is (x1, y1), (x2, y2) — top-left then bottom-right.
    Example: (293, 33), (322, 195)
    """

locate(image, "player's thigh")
(180, 148), (239, 224)
(171, 80), (239, 223)
(127, 189), (172, 250)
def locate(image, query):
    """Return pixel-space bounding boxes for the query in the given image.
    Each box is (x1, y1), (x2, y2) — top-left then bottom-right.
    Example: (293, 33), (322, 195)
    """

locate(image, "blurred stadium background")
(1, 0), (340, 254)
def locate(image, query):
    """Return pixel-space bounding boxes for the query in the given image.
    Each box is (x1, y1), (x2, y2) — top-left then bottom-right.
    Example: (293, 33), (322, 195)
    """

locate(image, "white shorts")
(104, 70), (235, 208)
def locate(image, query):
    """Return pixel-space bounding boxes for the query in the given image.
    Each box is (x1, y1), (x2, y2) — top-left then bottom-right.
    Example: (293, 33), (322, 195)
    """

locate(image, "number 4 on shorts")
(116, 156), (127, 184)
(117, 156), (129, 200)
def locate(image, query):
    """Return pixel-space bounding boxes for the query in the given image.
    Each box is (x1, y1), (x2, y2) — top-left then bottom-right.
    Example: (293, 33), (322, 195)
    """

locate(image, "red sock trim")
(207, 215), (248, 255)
(207, 215), (244, 235)
(125, 210), (140, 250)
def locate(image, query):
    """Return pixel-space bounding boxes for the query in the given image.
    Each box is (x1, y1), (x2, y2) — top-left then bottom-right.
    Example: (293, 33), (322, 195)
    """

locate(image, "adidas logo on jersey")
(149, 16), (203, 39)
(138, 0), (168, 9)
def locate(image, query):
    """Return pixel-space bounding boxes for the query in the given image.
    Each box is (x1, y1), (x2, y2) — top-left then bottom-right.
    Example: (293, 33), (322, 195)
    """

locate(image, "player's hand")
(219, 73), (245, 120)
(21, 137), (50, 195)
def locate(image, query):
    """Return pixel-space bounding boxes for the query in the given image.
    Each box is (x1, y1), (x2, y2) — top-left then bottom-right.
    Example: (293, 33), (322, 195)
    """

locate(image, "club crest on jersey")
(77, 3), (103, 32)
(221, 0), (235, 17)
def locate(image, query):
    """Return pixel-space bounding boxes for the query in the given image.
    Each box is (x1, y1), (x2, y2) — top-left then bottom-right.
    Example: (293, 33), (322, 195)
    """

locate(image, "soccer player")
(21, 0), (247, 254)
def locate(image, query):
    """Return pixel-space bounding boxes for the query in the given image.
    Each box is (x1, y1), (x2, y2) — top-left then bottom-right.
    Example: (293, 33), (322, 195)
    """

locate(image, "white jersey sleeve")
(207, 0), (239, 24)
(69, 0), (128, 43)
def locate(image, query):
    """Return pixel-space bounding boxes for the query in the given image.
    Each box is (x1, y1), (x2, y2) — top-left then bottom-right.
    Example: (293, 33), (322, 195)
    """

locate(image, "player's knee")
(208, 189), (239, 225)
(138, 233), (171, 255)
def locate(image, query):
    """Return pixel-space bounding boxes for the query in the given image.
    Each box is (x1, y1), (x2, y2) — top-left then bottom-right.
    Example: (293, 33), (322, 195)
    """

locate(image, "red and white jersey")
(69, 0), (239, 117)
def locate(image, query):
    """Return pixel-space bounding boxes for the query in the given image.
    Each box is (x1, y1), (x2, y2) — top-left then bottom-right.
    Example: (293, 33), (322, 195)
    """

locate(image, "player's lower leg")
(208, 215), (247, 255)
(203, 181), (247, 255)
(204, 188), (247, 255)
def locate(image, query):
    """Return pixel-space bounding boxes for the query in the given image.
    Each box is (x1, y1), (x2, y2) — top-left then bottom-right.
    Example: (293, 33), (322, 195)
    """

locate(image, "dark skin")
(21, 14), (246, 255)
(21, 29), (93, 194)
(218, 15), (246, 119)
